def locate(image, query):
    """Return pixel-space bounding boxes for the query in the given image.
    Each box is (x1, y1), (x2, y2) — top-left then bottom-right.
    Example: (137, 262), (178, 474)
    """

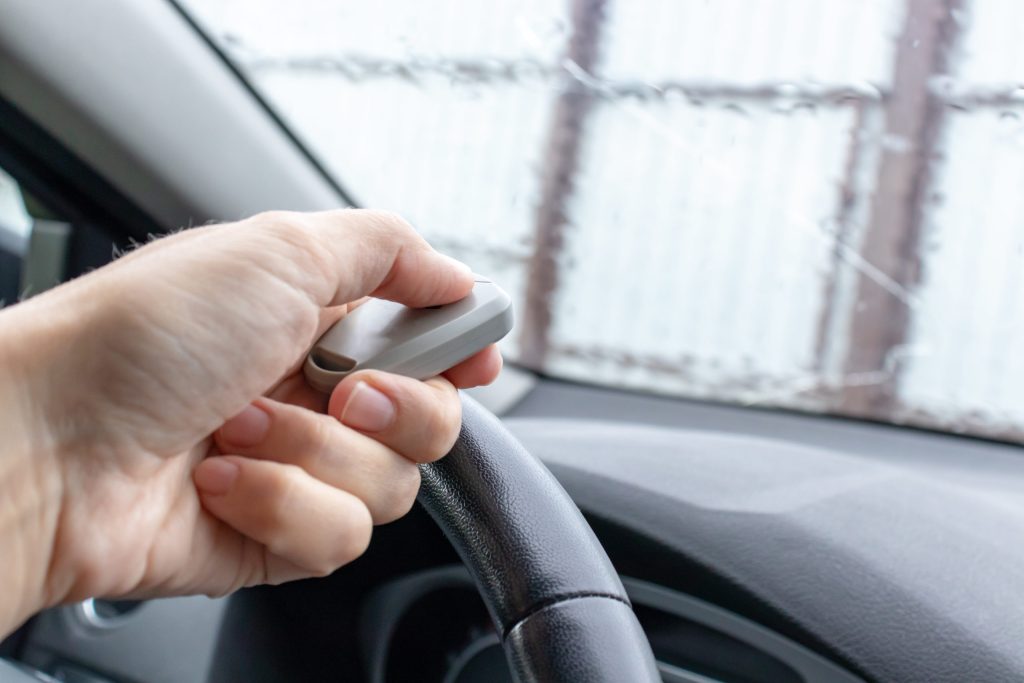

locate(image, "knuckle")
(252, 211), (334, 280)
(356, 209), (421, 246)
(249, 211), (315, 250)
(421, 391), (461, 461)
(374, 462), (421, 524)
(303, 414), (336, 463)
(361, 208), (413, 233)
(260, 464), (302, 534)
(329, 502), (373, 566)
(270, 462), (304, 497)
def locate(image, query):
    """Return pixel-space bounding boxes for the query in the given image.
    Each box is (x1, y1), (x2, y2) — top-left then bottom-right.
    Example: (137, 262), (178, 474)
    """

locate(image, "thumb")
(232, 209), (475, 309)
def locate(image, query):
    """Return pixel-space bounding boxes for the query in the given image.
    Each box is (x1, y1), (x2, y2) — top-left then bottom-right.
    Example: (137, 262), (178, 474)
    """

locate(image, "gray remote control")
(304, 278), (514, 393)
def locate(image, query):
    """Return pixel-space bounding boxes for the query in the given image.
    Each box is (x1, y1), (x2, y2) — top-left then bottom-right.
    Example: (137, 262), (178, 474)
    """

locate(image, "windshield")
(180, 0), (1024, 442)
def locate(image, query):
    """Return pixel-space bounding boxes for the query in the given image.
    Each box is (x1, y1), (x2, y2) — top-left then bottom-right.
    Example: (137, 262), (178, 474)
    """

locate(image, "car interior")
(2, 1), (1023, 682)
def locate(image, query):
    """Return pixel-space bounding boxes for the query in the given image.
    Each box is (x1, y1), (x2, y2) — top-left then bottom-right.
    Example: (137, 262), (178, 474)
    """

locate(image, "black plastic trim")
(359, 565), (863, 683)
(0, 95), (162, 245)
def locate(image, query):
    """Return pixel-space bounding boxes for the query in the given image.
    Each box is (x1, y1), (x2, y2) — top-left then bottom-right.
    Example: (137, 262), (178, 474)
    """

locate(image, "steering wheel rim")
(418, 394), (660, 682)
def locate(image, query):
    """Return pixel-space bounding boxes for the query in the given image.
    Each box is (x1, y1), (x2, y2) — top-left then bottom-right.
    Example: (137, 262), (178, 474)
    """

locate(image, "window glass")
(0, 167), (33, 305)
(182, 0), (1024, 441)
(0, 166), (71, 305)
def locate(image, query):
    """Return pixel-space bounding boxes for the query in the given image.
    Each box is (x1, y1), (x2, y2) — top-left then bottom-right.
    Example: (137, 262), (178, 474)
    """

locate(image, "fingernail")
(341, 381), (396, 432)
(218, 404), (270, 448)
(194, 458), (240, 496)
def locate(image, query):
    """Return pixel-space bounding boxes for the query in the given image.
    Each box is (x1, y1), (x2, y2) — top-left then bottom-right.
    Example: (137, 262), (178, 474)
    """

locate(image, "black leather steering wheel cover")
(505, 597), (660, 682)
(418, 395), (660, 682)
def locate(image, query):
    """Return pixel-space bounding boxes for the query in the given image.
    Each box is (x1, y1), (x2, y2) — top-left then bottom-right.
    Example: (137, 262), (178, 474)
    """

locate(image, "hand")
(0, 209), (502, 636)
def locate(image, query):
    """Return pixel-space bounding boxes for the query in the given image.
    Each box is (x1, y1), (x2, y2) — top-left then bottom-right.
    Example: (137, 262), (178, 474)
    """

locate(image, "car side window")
(0, 166), (72, 307)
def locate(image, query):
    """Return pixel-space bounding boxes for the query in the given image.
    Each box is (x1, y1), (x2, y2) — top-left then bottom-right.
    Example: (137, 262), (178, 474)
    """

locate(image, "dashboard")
(358, 565), (859, 683)
(5, 380), (1024, 682)
(9, 567), (858, 683)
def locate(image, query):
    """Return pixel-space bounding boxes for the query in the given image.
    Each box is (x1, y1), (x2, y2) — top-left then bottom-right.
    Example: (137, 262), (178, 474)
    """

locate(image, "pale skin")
(0, 209), (502, 638)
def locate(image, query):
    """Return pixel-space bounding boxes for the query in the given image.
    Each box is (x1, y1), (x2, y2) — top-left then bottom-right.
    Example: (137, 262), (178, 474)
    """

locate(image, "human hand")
(0, 209), (501, 635)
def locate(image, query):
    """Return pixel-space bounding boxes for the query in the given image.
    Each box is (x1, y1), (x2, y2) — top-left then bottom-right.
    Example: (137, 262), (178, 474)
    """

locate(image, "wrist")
(0, 297), (70, 636)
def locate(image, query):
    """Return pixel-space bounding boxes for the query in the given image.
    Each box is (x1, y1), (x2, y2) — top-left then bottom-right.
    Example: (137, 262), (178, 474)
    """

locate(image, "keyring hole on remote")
(310, 349), (357, 373)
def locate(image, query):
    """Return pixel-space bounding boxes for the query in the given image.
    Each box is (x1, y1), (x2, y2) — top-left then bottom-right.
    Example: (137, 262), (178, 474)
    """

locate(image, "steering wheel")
(0, 395), (658, 683)
(418, 395), (660, 682)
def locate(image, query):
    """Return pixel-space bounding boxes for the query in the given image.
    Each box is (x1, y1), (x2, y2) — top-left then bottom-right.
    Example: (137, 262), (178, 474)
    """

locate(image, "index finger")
(442, 344), (503, 389)
(267, 345), (503, 413)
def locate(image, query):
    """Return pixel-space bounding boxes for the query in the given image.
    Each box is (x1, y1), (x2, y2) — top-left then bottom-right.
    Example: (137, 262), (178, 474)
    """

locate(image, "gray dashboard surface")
(20, 597), (227, 683)
(504, 415), (1024, 683)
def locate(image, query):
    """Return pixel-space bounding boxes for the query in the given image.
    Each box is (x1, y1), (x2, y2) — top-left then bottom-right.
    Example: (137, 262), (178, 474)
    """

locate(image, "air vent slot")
(634, 603), (800, 683)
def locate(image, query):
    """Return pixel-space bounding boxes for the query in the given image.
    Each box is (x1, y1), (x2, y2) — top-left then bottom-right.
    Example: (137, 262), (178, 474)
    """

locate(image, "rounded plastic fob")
(304, 278), (514, 393)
